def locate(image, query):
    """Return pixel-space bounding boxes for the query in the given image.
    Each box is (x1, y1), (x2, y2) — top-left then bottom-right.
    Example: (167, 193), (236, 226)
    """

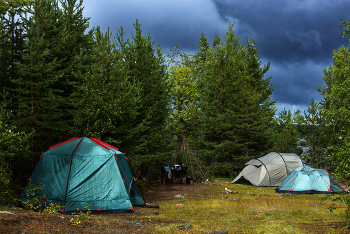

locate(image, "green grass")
(0, 180), (348, 233)
(137, 180), (348, 233)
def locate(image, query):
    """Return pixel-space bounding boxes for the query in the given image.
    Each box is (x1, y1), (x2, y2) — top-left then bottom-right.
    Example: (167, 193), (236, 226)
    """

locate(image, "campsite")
(2, 1), (350, 233)
(1, 180), (349, 233)
(1, 137), (348, 233)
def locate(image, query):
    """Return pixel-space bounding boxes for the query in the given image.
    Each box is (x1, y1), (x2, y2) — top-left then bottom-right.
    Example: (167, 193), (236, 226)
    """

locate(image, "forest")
(1, 0), (350, 205)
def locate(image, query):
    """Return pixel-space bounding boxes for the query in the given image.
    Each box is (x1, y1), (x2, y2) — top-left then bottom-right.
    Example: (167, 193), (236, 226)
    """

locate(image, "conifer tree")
(297, 99), (329, 168)
(318, 31), (350, 180)
(195, 24), (275, 177)
(271, 108), (302, 155)
(121, 20), (171, 177)
(0, 1), (28, 106)
(15, 0), (66, 152)
(76, 26), (141, 150)
(13, 0), (92, 148)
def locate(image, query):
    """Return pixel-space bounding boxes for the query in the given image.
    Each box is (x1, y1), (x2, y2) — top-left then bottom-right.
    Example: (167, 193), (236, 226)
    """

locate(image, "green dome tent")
(18, 136), (145, 213)
(276, 166), (346, 194)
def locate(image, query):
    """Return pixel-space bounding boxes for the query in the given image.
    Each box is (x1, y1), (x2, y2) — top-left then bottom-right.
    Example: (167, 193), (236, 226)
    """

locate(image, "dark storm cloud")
(83, 0), (229, 51)
(82, 0), (350, 113)
(214, 0), (350, 63)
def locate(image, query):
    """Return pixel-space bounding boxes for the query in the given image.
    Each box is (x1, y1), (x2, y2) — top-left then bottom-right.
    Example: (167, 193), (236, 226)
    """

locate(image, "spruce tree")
(0, 1), (28, 108)
(121, 20), (171, 177)
(15, 0), (65, 152)
(271, 108), (302, 155)
(297, 99), (329, 168)
(76, 26), (141, 150)
(195, 24), (275, 177)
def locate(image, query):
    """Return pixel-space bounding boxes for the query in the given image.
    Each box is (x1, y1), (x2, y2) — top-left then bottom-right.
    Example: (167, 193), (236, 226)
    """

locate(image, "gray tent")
(231, 152), (303, 186)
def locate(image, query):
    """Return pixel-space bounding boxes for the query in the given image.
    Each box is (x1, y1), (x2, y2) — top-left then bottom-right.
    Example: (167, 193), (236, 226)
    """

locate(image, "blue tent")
(276, 166), (346, 194)
(18, 137), (145, 213)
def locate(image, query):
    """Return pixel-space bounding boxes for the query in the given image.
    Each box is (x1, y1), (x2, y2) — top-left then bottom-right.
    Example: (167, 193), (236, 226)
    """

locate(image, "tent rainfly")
(276, 166), (346, 194)
(231, 152), (303, 186)
(18, 136), (145, 213)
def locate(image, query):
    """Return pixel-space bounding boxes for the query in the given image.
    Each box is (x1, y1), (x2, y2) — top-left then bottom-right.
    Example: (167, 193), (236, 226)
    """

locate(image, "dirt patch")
(298, 221), (347, 234)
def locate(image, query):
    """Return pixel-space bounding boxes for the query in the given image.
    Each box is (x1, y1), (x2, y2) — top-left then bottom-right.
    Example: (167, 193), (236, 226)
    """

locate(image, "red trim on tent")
(49, 137), (78, 149)
(131, 207), (135, 212)
(328, 189), (332, 192)
(27, 177), (31, 181)
(96, 208), (101, 211)
(133, 177), (137, 181)
(39, 152), (43, 159)
(91, 138), (119, 151)
(290, 189), (293, 191)
(326, 171), (332, 191)
(90, 138), (110, 150)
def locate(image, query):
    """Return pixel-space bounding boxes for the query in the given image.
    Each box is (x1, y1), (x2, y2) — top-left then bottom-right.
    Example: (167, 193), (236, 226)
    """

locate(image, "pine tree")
(297, 98), (329, 168)
(196, 24), (275, 177)
(121, 20), (171, 177)
(13, 0), (92, 146)
(318, 36), (350, 180)
(76, 26), (141, 150)
(271, 108), (302, 155)
(14, 0), (66, 152)
(0, 1), (28, 108)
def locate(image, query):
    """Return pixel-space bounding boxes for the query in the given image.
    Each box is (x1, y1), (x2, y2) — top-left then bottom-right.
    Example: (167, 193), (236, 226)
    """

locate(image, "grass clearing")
(0, 180), (349, 233)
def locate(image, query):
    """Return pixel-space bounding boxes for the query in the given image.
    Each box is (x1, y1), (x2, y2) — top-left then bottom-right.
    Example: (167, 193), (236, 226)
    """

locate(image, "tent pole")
(61, 137), (83, 207)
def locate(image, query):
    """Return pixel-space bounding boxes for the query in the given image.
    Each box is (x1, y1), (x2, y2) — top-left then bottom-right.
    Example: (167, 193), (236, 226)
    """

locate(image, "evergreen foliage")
(120, 20), (171, 178)
(195, 24), (275, 177)
(167, 46), (202, 178)
(75, 26), (141, 150)
(271, 108), (303, 155)
(0, 88), (31, 204)
(0, 1), (28, 107)
(318, 31), (350, 181)
(296, 99), (329, 168)
(3, 0), (347, 204)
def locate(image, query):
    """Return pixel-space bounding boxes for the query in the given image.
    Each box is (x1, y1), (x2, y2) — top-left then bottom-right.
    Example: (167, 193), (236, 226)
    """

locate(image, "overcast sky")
(82, 0), (350, 114)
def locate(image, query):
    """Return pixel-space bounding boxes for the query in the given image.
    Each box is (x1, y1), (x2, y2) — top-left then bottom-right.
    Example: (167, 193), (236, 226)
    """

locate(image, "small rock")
(0, 211), (19, 216)
(259, 193), (265, 196)
(146, 203), (160, 208)
(233, 198), (239, 201)
(153, 212), (159, 215)
(122, 221), (144, 226)
(173, 194), (185, 199)
(172, 224), (192, 230)
(206, 232), (228, 234)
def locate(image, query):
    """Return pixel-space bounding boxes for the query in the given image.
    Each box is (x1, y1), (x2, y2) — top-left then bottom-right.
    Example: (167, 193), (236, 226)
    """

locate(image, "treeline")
(1, 0), (350, 204)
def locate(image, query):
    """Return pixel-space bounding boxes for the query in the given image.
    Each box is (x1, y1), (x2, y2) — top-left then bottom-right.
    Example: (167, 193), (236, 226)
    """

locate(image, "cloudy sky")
(82, 0), (350, 114)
